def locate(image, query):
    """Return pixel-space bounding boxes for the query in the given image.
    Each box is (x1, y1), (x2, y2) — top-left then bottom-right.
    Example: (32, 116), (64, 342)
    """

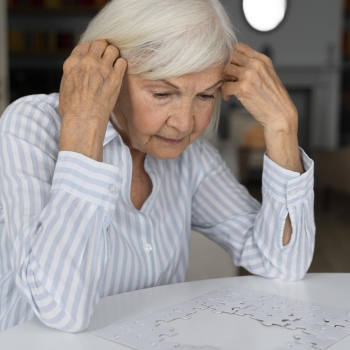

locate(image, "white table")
(1, 273), (350, 350)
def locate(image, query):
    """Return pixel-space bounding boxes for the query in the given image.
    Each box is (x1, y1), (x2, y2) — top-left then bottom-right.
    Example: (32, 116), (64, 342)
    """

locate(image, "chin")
(150, 147), (187, 160)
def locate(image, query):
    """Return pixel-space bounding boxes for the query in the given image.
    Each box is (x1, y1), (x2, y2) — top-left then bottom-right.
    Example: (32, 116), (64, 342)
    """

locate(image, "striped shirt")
(0, 93), (315, 333)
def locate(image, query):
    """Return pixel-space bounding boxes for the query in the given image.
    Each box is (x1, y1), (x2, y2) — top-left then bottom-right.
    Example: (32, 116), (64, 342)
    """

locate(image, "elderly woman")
(0, 0), (314, 333)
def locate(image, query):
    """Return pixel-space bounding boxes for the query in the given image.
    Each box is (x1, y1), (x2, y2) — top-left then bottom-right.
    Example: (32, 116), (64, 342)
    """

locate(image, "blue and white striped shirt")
(0, 93), (315, 333)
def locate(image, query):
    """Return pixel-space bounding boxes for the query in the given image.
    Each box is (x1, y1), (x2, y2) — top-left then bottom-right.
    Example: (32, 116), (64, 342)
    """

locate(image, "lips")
(155, 135), (185, 145)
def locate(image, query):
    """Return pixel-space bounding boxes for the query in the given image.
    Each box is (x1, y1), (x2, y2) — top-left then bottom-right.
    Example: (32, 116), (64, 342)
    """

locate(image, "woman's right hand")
(58, 40), (127, 162)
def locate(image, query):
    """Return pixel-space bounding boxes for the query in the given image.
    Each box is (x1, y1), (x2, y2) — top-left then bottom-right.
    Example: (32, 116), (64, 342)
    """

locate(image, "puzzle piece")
(202, 290), (231, 300)
(257, 296), (297, 309)
(261, 314), (294, 327)
(286, 320), (311, 330)
(209, 302), (238, 314)
(179, 300), (209, 311)
(176, 346), (217, 350)
(218, 285), (273, 300)
(135, 309), (194, 325)
(313, 306), (349, 317)
(221, 296), (252, 309)
(303, 324), (349, 341)
(111, 331), (177, 350)
(302, 314), (330, 326)
(274, 343), (316, 349)
(277, 306), (314, 320)
(323, 314), (350, 331)
(294, 333), (335, 349)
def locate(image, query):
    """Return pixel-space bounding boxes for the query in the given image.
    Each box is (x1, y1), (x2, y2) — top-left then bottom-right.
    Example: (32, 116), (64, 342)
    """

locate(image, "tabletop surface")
(1, 273), (350, 350)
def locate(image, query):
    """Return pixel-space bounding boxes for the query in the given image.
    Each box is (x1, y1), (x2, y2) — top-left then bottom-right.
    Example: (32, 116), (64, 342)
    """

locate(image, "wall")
(221, 0), (343, 67)
(220, 0), (344, 149)
(0, 0), (9, 115)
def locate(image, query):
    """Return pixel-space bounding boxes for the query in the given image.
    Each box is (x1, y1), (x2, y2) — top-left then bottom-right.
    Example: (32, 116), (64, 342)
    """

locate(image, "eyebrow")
(159, 79), (223, 91)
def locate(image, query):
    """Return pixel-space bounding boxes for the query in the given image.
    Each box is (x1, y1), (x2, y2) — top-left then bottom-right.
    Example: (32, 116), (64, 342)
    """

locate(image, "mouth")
(155, 135), (185, 145)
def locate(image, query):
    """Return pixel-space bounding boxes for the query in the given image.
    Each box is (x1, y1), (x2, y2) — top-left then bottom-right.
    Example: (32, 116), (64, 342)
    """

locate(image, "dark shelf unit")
(341, 2), (350, 145)
(7, 1), (107, 103)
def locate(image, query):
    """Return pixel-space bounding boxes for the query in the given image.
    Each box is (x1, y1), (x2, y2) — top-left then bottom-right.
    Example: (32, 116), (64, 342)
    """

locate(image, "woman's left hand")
(220, 43), (298, 135)
(221, 43), (304, 246)
(221, 42), (304, 176)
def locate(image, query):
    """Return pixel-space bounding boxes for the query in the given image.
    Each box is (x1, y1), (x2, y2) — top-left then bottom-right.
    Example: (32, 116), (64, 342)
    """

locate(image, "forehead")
(129, 65), (224, 91)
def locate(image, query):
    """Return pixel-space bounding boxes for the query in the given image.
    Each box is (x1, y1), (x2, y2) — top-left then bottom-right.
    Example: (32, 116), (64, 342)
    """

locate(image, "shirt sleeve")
(191, 143), (315, 282)
(0, 97), (123, 332)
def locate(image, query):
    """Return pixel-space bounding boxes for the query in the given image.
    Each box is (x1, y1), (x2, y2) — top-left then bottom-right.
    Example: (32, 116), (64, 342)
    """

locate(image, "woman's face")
(113, 66), (223, 159)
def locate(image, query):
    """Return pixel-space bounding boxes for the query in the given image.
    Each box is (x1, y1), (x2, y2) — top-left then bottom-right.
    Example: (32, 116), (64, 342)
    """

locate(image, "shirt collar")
(103, 120), (121, 147)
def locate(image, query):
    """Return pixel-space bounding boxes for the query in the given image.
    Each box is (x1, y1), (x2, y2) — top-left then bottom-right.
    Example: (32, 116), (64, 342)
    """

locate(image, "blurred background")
(0, 0), (349, 280)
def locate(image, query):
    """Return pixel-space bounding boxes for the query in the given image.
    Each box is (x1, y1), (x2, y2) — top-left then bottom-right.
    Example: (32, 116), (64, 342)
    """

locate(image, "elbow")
(29, 298), (92, 333)
(38, 311), (91, 333)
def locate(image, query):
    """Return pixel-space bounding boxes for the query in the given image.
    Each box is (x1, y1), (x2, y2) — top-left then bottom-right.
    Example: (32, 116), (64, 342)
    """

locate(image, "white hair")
(80, 0), (237, 138)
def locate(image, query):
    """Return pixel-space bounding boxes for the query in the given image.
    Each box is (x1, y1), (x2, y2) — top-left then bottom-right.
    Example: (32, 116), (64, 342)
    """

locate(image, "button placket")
(289, 189), (299, 197)
(144, 244), (153, 252)
(109, 185), (117, 193)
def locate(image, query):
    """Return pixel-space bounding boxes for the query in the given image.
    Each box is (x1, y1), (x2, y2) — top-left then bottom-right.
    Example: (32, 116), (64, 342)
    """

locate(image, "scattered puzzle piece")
(274, 342), (316, 349)
(294, 333), (335, 349)
(303, 324), (349, 341)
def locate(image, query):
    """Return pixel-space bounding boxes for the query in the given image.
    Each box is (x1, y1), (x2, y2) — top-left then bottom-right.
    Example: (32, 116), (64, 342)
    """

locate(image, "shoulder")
(0, 93), (61, 157)
(0, 93), (61, 137)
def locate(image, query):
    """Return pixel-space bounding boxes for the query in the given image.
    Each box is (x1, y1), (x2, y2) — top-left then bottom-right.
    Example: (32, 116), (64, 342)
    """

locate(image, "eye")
(199, 94), (215, 100)
(153, 93), (171, 99)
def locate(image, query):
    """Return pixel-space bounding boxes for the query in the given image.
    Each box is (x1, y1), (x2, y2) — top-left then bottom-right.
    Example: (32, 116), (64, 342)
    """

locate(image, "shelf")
(342, 61), (350, 70)
(8, 6), (102, 15)
(10, 53), (70, 58)
(10, 53), (68, 69)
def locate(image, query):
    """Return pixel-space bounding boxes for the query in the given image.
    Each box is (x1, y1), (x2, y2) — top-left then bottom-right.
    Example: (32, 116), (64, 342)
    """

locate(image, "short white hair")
(80, 0), (237, 138)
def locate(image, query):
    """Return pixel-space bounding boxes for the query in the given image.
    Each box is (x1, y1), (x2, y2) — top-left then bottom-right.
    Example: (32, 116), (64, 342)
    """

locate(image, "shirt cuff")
(262, 148), (314, 206)
(51, 151), (124, 210)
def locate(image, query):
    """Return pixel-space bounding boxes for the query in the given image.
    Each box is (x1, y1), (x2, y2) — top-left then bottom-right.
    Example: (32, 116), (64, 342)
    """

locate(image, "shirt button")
(289, 190), (298, 197)
(144, 244), (153, 252)
(106, 226), (109, 232)
(110, 186), (117, 193)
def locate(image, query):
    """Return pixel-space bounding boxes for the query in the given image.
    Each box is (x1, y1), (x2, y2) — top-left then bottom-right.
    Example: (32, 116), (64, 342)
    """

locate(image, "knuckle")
(264, 56), (273, 66)
(93, 39), (107, 46)
(83, 55), (98, 67)
(240, 81), (250, 95)
(107, 45), (119, 55)
(77, 41), (89, 49)
(63, 57), (77, 73)
(251, 59), (264, 71)
(244, 69), (256, 81)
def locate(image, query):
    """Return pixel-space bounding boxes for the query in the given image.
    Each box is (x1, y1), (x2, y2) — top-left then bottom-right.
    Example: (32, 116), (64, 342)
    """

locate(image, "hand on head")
(220, 42), (298, 134)
(58, 39), (127, 128)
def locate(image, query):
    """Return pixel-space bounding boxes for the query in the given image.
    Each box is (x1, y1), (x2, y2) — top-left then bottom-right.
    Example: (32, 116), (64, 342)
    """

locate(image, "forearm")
(264, 121), (304, 245)
(265, 127), (304, 174)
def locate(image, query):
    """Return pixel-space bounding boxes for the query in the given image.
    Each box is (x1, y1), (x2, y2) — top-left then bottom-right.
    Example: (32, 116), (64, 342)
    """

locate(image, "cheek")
(194, 104), (215, 131)
(130, 98), (165, 135)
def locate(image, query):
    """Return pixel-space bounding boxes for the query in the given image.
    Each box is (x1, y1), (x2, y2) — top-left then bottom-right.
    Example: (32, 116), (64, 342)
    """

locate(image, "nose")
(166, 100), (194, 134)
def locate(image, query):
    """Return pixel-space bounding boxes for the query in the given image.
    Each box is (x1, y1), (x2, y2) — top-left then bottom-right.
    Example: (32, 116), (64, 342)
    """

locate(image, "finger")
(231, 51), (249, 67)
(234, 42), (258, 58)
(89, 39), (109, 58)
(232, 51), (272, 75)
(102, 45), (120, 67)
(220, 80), (241, 101)
(114, 57), (128, 77)
(233, 44), (273, 68)
(71, 41), (91, 56)
(223, 63), (246, 82)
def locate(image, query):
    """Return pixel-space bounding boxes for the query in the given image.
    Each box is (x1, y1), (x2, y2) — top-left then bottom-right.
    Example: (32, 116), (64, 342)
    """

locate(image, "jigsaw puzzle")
(92, 285), (350, 350)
